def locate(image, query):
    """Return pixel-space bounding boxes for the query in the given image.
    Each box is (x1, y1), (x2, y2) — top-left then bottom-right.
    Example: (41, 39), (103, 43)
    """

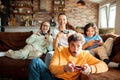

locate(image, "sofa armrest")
(0, 31), (33, 51)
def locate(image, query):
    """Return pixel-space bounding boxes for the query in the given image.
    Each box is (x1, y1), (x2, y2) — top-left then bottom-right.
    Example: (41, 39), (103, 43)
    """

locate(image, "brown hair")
(39, 21), (50, 34)
(58, 13), (77, 32)
(68, 33), (85, 45)
(84, 23), (98, 36)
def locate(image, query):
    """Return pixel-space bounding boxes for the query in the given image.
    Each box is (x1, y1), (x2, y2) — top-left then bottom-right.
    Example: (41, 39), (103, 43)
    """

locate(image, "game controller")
(41, 32), (47, 35)
(95, 40), (100, 42)
(74, 66), (84, 70)
(61, 30), (69, 34)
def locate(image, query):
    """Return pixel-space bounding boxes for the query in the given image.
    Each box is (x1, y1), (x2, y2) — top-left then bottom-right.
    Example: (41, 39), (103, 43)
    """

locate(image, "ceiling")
(89, 0), (106, 3)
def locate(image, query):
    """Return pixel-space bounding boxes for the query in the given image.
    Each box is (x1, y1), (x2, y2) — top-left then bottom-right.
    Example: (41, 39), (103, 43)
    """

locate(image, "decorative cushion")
(99, 28), (115, 34)
(76, 27), (84, 34)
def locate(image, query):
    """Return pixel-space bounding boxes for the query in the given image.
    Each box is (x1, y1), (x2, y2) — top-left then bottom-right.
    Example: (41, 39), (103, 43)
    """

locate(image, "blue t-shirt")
(84, 34), (103, 50)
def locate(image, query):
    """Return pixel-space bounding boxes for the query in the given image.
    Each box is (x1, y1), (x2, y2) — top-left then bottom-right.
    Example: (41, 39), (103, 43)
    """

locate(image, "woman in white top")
(0, 21), (53, 59)
(45, 13), (77, 67)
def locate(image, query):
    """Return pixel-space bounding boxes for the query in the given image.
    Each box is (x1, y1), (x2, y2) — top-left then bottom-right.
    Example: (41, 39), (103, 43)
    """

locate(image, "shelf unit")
(10, 0), (34, 26)
(11, 0), (33, 15)
(53, 0), (65, 13)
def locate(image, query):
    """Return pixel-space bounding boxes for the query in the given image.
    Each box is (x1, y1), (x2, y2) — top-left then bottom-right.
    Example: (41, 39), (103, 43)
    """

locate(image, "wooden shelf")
(10, 0), (34, 16)
(13, 12), (34, 15)
(53, 0), (65, 13)
(11, 5), (33, 8)
(10, 0), (34, 26)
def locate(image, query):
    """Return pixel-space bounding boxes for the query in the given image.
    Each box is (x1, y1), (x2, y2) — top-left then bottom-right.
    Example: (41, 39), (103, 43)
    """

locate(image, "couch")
(81, 33), (120, 80)
(0, 31), (120, 80)
(0, 31), (33, 79)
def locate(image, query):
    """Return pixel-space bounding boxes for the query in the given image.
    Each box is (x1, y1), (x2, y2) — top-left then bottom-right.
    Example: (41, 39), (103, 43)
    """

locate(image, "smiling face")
(41, 22), (50, 33)
(86, 26), (95, 37)
(58, 14), (67, 30)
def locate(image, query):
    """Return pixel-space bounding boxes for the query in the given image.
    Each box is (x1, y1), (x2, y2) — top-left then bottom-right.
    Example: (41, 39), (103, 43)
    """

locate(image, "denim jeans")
(29, 58), (56, 80)
(45, 51), (54, 67)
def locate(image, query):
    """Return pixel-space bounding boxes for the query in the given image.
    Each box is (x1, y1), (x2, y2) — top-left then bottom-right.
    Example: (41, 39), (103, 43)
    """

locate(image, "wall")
(33, 0), (99, 28)
(4, 0), (99, 32)
(115, 0), (120, 35)
(65, 0), (98, 27)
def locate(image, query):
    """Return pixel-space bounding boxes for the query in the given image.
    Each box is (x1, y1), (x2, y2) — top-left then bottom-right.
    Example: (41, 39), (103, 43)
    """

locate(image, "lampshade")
(77, 0), (85, 6)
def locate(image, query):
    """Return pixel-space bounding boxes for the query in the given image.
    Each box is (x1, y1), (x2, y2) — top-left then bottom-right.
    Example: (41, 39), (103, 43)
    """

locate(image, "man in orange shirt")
(29, 33), (108, 80)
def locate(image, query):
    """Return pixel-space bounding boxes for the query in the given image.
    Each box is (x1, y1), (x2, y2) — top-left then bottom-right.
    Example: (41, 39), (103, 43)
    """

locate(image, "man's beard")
(68, 48), (77, 57)
(68, 47), (81, 57)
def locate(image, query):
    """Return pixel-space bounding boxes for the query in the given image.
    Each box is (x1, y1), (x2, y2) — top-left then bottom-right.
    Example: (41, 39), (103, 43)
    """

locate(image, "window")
(99, 6), (107, 28)
(99, 3), (116, 28)
(108, 4), (116, 28)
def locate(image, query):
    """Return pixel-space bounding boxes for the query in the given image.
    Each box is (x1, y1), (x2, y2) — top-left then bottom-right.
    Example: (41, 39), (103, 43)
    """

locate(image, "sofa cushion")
(99, 28), (115, 34)
(100, 33), (118, 42)
(110, 36), (120, 60)
(100, 34), (120, 61)
(0, 56), (31, 78)
(111, 51), (120, 63)
(81, 68), (120, 80)
(0, 31), (33, 51)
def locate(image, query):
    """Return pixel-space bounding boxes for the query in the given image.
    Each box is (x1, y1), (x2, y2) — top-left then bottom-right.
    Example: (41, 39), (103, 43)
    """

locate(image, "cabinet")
(53, 0), (65, 13)
(10, 0), (34, 26)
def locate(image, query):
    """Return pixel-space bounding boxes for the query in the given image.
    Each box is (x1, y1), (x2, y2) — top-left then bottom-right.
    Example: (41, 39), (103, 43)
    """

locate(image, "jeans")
(45, 51), (54, 67)
(29, 58), (56, 80)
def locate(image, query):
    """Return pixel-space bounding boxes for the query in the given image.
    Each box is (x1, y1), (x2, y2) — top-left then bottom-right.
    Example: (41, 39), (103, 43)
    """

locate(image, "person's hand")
(64, 62), (75, 72)
(81, 64), (91, 75)
(97, 40), (103, 46)
(56, 31), (64, 39)
(36, 30), (41, 36)
(87, 40), (95, 46)
(44, 33), (50, 42)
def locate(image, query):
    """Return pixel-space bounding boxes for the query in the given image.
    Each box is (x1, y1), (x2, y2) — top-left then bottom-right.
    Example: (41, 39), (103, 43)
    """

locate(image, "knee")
(107, 37), (113, 42)
(46, 51), (54, 57)
(32, 58), (42, 63)
(30, 58), (42, 67)
(108, 37), (113, 40)
(99, 46), (104, 50)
